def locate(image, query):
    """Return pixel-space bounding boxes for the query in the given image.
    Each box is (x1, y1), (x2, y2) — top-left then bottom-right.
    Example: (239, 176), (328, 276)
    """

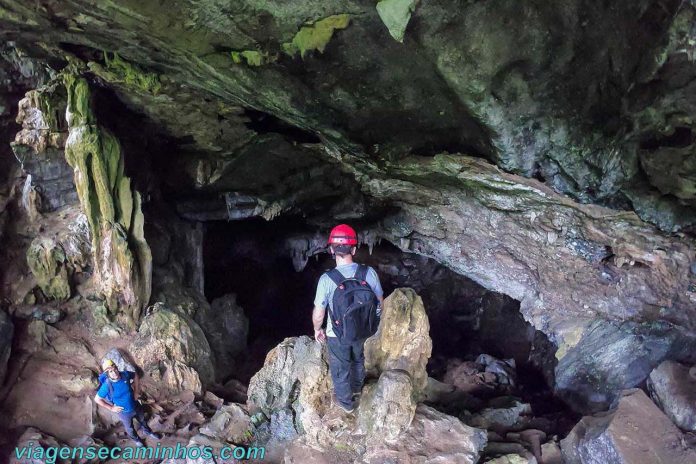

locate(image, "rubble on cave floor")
(1, 285), (696, 463)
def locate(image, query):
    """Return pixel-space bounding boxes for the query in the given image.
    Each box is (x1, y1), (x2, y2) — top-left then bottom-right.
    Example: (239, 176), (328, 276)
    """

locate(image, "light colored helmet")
(101, 358), (116, 371)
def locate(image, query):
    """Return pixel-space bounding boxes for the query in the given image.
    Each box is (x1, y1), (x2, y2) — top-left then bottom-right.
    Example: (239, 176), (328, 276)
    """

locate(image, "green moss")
(282, 14), (351, 58)
(230, 50), (276, 66)
(88, 52), (161, 95)
(30, 81), (67, 131)
(62, 74), (152, 322)
(62, 73), (94, 126)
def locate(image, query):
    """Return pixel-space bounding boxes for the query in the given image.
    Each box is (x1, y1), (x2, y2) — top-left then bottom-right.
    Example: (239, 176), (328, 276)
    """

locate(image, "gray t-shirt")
(314, 263), (384, 337)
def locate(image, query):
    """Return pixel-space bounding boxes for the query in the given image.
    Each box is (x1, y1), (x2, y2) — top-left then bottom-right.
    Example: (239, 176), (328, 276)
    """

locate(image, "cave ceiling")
(0, 0), (695, 232)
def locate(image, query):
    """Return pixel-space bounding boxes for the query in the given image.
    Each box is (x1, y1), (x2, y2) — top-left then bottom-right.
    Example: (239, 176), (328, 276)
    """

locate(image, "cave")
(1, 2), (696, 463)
(202, 215), (573, 433)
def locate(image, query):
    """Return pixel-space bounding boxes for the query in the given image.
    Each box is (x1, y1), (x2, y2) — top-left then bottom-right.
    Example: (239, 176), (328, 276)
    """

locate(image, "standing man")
(94, 359), (161, 447)
(313, 224), (384, 413)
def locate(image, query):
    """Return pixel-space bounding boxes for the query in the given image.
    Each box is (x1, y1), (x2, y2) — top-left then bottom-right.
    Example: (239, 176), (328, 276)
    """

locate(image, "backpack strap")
(355, 264), (368, 282)
(325, 268), (346, 287)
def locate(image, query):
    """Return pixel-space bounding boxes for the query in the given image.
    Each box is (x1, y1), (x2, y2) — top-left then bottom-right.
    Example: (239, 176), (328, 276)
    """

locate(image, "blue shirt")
(314, 263), (384, 337)
(97, 370), (137, 413)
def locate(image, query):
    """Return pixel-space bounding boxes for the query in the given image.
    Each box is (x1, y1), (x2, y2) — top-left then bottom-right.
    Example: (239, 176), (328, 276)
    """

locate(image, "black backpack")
(326, 264), (379, 344)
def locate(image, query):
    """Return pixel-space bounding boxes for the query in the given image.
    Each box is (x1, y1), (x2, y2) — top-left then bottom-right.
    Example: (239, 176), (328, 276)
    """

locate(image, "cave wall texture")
(0, 0), (695, 414)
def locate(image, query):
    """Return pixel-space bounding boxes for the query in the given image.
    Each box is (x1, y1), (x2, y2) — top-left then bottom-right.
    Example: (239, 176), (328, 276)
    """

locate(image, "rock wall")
(63, 73), (152, 326)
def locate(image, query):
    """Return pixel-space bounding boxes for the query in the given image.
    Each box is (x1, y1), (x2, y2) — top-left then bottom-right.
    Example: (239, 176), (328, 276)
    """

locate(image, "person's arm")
(94, 394), (123, 413)
(312, 305), (327, 343)
(313, 275), (329, 343)
(367, 267), (385, 317)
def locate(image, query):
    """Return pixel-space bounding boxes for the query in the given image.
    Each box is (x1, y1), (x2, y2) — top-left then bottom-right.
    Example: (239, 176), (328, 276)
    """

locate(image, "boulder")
(194, 293), (248, 381)
(9, 428), (63, 464)
(130, 303), (214, 395)
(23, 212), (91, 303)
(364, 288), (432, 398)
(357, 369), (417, 442)
(561, 389), (696, 464)
(199, 403), (252, 444)
(361, 404), (487, 464)
(100, 347), (137, 374)
(484, 455), (535, 464)
(540, 442), (563, 464)
(554, 319), (696, 414)
(647, 360), (696, 431)
(467, 398), (532, 430)
(0, 309), (13, 385)
(247, 336), (332, 444)
(26, 237), (71, 301)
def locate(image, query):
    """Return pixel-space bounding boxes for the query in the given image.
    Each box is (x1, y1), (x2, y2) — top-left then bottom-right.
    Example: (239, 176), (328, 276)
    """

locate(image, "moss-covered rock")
(282, 14), (351, 58)
(26, 237), (71, 301)
(62, 73), (152, 325)
(88, 52), (161, 95)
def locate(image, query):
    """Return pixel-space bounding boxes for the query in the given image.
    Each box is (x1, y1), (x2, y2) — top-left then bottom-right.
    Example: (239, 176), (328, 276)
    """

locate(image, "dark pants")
(327, 337), (366, 408)
(117, 406), (153, 440)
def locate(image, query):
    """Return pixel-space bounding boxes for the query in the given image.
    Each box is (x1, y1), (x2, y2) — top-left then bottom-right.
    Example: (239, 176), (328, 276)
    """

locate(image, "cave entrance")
(203, 216), (553, 388)
(202, 215), (577, 448)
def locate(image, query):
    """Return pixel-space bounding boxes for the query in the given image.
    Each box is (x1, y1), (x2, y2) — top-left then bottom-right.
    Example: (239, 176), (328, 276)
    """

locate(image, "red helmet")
(327, 224), (358, 246)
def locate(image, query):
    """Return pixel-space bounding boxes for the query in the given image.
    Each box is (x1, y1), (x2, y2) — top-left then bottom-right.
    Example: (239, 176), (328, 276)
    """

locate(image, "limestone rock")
(561, 389), (696, 464)
(199, 403), (252, 444)
(540, 442), (563, 464)
(247, 336), (332, 444)
(484, 455), (534, 464)
(100, 347), (137, 374)
(63, 74), (151, 325)
(0, 309), (13, 386)
(376, 0), (419, 43)
(361, 404), (487, 464)
(648, 360), (696, 431)
(10, 79), (76, 212)
(24, 211), (91, 303)
(364, 288), (432, 398)
(130, 303), (214, 395)
(467, 398), (532, 430)
(26, 237), (71, 301)
(194, 293), (248, 381)
(554, 318), (696, 413)
(358, 369), (416, 442)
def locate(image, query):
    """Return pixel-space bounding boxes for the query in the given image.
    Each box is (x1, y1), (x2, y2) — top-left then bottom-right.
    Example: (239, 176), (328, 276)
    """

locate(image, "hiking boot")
(337, 403), (355, 414)
(133, 439), (145, 448)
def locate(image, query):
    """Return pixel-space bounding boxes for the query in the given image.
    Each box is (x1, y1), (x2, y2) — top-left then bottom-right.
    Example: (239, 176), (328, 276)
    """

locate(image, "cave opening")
(202, 215), (575, 431)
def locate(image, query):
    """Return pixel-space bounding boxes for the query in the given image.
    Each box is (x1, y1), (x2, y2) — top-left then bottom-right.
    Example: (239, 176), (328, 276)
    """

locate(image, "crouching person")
(94, 359), (161, 447)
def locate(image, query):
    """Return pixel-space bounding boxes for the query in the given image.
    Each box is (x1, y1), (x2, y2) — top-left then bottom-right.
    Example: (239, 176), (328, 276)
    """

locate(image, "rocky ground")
(1, 281), (695, 464)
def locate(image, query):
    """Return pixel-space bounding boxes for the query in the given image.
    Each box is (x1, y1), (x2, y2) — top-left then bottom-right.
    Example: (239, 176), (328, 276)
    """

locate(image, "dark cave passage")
(201, 215), (565, 416)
